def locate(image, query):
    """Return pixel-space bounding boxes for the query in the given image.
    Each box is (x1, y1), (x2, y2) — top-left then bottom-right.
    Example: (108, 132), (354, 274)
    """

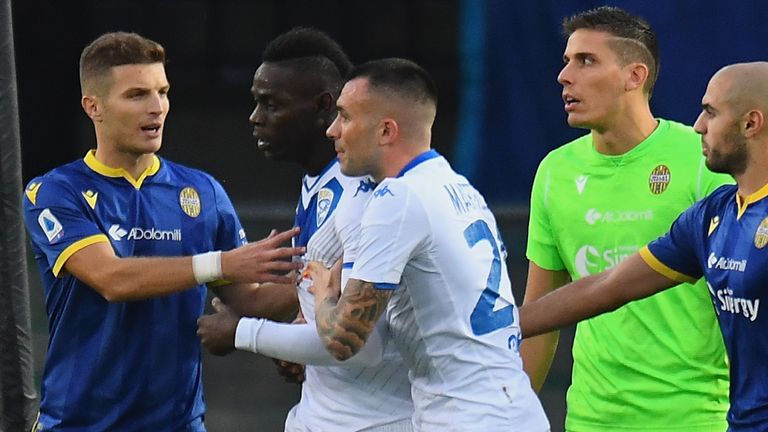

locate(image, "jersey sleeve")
(350, 180), (429, 289)
(335, 178), (370, 290)
(23, 177), (109, 277)
(210, 176), (247, 251)
(526, 156), (565, 270)
(639, 203), (703, 284)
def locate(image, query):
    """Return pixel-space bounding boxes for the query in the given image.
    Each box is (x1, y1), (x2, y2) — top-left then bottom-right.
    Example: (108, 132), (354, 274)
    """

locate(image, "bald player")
(309, 58), (549, 432)
(519, 62), (768, 432)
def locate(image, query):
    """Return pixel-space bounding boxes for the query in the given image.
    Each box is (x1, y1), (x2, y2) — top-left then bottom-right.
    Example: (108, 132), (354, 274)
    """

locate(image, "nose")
(326, 113), (341, 140)
(148, 92), (166, 115)
(249, 105), (264, 126)
(557, 62), (572, 86)
(693, 112), (706, 135)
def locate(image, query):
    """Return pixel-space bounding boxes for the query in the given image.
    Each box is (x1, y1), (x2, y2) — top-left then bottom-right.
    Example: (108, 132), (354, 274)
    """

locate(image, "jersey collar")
(397, 149), (440, 178)
(83, 150), (161, 189)
(735, 181), (768, 219)
(303, 158), (340, 192)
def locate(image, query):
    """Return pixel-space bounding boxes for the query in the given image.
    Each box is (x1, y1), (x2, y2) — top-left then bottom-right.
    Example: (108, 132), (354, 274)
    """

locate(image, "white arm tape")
(192, 251), (222, 284)
(235, 318), (385, 367)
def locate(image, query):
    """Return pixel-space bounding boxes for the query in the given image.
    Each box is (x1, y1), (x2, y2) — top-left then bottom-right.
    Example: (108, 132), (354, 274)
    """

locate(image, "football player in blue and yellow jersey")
(23, 32), (303, 431)
(520, 62), (768, 432)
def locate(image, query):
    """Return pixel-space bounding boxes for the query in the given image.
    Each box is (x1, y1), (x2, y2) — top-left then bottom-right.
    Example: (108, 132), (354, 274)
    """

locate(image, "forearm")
(235, 318), (384, 366)
(519, 262), (569, 390)
(520, 331), (560, 392)
(215, 281), (298, 321)
(314, 279), (390, 361)
(72, 255), (199, 302)
(520, 254), (674, 338)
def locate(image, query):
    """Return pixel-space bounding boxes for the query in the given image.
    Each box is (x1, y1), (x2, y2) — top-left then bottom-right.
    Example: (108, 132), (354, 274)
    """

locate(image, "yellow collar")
(736, 182), (768, 219)
(83, 150), (160, 189)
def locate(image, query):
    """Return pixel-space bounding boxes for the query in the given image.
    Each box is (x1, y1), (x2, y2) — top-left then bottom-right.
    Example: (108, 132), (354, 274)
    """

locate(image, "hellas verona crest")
(754, 217), (768, 249)
(179, 187), (201, 217)
(317, 187), (334, 226)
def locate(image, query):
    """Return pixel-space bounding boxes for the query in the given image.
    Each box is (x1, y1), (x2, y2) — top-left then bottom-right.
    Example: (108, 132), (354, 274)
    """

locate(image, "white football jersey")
(288, 159), (413, 432)
(351, 151), (549, 431)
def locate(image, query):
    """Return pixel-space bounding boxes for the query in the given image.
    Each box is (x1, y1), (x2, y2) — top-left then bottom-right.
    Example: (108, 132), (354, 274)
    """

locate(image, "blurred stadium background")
(7, 0), (768, 430)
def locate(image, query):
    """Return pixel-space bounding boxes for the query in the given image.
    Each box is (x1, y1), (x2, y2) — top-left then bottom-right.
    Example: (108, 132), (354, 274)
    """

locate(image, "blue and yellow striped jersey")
(23, 151), (246, 431)
(642, 182), (768, 431)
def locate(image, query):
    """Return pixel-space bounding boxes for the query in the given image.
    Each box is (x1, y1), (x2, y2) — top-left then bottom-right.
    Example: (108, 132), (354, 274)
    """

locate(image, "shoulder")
(23, 161), (85, 207)
(702, 184), (737, 204)
(656, 118), (700, 147)
(539, 133), (592, 167)
(160, 158), (225, 191)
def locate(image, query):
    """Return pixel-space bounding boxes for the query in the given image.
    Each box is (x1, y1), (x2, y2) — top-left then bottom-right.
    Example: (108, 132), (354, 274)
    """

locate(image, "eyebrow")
(702, 103), (716, 113)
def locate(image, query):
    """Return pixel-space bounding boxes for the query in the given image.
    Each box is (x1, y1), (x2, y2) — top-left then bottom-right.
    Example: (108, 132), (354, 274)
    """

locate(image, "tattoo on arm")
(315, 279), (393, 360)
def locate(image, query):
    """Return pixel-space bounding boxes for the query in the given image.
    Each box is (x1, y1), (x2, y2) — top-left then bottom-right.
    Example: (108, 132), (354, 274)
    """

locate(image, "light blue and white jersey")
(351, 150), (549, 432)
(289, 159), (413, 432)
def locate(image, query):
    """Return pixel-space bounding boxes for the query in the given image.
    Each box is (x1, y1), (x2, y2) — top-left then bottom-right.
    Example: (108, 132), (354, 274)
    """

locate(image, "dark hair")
(262, 27), (352, 95)
(79, 32), (165, 93)
(347, 58), (438, 108)
(563, 6), (659, 96)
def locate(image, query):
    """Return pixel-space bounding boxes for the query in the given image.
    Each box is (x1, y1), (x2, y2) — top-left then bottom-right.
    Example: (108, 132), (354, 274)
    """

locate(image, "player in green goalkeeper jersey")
(521, 6), (732, 432)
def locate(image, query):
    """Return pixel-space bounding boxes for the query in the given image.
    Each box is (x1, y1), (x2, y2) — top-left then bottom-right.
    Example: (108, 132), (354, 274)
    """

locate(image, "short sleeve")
(350, 180), (429, 289)
(334, 178), (371, 289)
(23, 177), (109, 276)
(641, 203), (703, 283)
(526, 156), (565, 270)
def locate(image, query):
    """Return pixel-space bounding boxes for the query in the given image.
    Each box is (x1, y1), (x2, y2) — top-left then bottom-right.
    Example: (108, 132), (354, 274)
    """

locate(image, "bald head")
(712, 62), (768, 117)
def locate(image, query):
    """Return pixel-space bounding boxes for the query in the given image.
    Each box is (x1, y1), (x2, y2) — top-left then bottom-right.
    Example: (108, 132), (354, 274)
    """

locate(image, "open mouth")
(563, 95), (580, 110)
(141, 123), (162, 134)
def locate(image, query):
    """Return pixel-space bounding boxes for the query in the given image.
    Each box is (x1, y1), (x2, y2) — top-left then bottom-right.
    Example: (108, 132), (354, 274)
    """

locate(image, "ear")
(81, 95), (102, 122)
(316, 92), (335, 127)
(743, 109), (764, 138)
(379, 118), (399, 146)
(316, 92), (333, 115)
(625, 63), (649, 93)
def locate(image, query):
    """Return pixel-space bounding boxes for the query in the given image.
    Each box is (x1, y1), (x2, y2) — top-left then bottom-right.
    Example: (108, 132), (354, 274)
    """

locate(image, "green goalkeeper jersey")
(527, 119), (731, 431)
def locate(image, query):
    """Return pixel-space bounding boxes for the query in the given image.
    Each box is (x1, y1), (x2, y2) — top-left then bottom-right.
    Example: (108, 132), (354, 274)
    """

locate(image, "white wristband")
(192, 251), (223, 284)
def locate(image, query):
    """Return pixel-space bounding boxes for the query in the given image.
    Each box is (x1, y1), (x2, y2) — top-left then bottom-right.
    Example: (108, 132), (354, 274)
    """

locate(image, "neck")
(374, 142), (431, 182)
(94, 146), (155, 180)
(735, 148), (768, 197)
(303, 137), (338, 176)
(592, 104), (658, 155)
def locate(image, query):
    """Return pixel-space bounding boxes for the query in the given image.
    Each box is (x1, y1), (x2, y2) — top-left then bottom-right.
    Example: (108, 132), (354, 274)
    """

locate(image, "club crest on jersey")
(648, 165), (671, 194)
(179, 187), (201, 218)
(754, 217), (768, 248)
(317, 187), (334, 226)
(38, 208), (64, 243)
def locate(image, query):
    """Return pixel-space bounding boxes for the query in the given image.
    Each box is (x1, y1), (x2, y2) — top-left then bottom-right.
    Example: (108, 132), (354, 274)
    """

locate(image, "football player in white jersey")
(197, 29), (413, 432)
(309, 58), (550, 431)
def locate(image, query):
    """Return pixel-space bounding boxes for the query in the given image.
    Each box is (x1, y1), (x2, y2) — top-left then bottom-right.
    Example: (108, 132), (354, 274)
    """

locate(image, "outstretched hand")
(221, 227), (305, 284)
(197, 297), (240, 356)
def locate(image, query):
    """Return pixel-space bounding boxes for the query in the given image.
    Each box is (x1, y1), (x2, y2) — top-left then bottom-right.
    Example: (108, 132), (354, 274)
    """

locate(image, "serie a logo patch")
(179, 187), (201, 218)
(648, 165), (671, 194)
(754, 217), (768, 249)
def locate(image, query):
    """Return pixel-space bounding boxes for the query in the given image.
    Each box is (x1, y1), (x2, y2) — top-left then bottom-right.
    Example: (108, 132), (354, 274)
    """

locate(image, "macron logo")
(575, 175), (589, 194)
(109, 224), (127, 241)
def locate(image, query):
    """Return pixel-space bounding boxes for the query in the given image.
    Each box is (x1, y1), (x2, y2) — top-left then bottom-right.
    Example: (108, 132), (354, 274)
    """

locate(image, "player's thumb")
(211, 297), (227, 313)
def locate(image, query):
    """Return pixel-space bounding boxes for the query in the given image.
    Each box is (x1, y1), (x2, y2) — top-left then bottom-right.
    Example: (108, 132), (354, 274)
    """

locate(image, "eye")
(582, 56), (595, 65)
